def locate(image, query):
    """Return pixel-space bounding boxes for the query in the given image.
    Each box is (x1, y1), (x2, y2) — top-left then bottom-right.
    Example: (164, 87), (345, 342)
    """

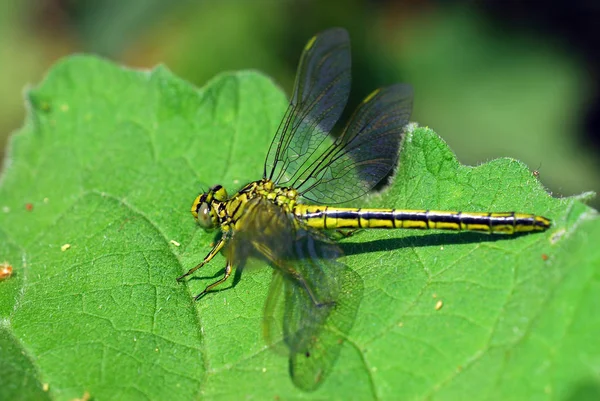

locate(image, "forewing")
(295, 84), (413, 204)
(263, 270), (286, 354)
(230, 197), (363, 390)
(264, 28), (351, 186)
(262, 227), (363, 391)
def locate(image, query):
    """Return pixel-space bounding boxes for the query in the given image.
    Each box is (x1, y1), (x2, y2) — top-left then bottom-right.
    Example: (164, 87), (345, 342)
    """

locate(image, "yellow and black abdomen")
(294, 205), (551, 234)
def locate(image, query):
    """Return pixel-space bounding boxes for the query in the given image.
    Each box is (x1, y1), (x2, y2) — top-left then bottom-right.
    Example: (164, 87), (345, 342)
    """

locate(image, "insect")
(533, 162), (542, 179)
(178, 28), (551, 390)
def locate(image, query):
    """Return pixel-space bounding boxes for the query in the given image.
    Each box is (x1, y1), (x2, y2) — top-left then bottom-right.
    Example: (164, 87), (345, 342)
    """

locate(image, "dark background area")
(1, 0), (598, 206)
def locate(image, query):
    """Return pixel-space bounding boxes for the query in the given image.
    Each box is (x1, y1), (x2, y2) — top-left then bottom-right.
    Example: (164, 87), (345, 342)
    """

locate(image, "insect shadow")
(340, 230), (534, 256)
(186, 230), (531, 293)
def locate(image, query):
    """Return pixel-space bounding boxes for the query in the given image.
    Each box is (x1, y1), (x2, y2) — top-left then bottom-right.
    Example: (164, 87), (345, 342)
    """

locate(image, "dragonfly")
(178, 28), (551, 390)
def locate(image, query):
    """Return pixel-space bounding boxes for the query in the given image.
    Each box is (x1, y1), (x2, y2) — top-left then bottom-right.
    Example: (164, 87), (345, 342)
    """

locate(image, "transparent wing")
(262, 270), (286, 354)
(230, 198), (362, 391)
(260, 227), (363, 391)
(264, 28), (351, 186)
(293, 84), (413, 204)
(278, 229), (363, 391)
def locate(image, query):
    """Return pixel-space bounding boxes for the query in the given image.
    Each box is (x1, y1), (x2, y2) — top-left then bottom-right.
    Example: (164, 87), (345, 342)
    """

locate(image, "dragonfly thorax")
(191, 179), (300, 232)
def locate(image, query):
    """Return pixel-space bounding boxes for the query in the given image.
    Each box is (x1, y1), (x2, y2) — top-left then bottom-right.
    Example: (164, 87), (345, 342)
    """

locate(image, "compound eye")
(197, 203), (214, 229)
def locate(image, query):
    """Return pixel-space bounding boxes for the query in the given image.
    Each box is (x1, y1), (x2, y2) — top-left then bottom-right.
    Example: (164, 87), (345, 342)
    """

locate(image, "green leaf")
(1, 56), (598, 400)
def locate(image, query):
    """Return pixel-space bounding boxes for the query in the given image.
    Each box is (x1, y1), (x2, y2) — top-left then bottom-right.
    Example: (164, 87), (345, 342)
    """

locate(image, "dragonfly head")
(191, 185), (228, 230)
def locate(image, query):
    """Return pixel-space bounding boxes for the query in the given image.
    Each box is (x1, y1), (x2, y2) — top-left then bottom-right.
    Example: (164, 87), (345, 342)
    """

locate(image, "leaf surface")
(0, 56), (598, 400)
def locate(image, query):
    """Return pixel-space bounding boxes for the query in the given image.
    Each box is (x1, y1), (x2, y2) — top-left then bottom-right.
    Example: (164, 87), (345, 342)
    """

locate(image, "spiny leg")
(334, 229), (357, 239)
(281, 263), (335, 309)
(194, 258), (233, 301)
(251, 240), (335, 308)
(177, 237), (227, 281)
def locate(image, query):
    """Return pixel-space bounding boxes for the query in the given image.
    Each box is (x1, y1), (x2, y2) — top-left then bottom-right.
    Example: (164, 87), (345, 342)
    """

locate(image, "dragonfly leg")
(283, 265), (335, 309)
(194, 258), (233, 301)
(177, 237), (227, 281)
(251, 240), (335, 308)
(335, 229), (357, 238)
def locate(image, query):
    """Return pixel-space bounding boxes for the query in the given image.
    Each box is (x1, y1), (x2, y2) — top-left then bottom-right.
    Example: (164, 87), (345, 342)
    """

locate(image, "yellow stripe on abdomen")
(293, 205), (551, 234)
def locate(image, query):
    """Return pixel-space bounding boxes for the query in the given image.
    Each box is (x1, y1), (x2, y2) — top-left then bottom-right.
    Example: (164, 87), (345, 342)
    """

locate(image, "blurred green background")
(1, 0), (599, 207)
